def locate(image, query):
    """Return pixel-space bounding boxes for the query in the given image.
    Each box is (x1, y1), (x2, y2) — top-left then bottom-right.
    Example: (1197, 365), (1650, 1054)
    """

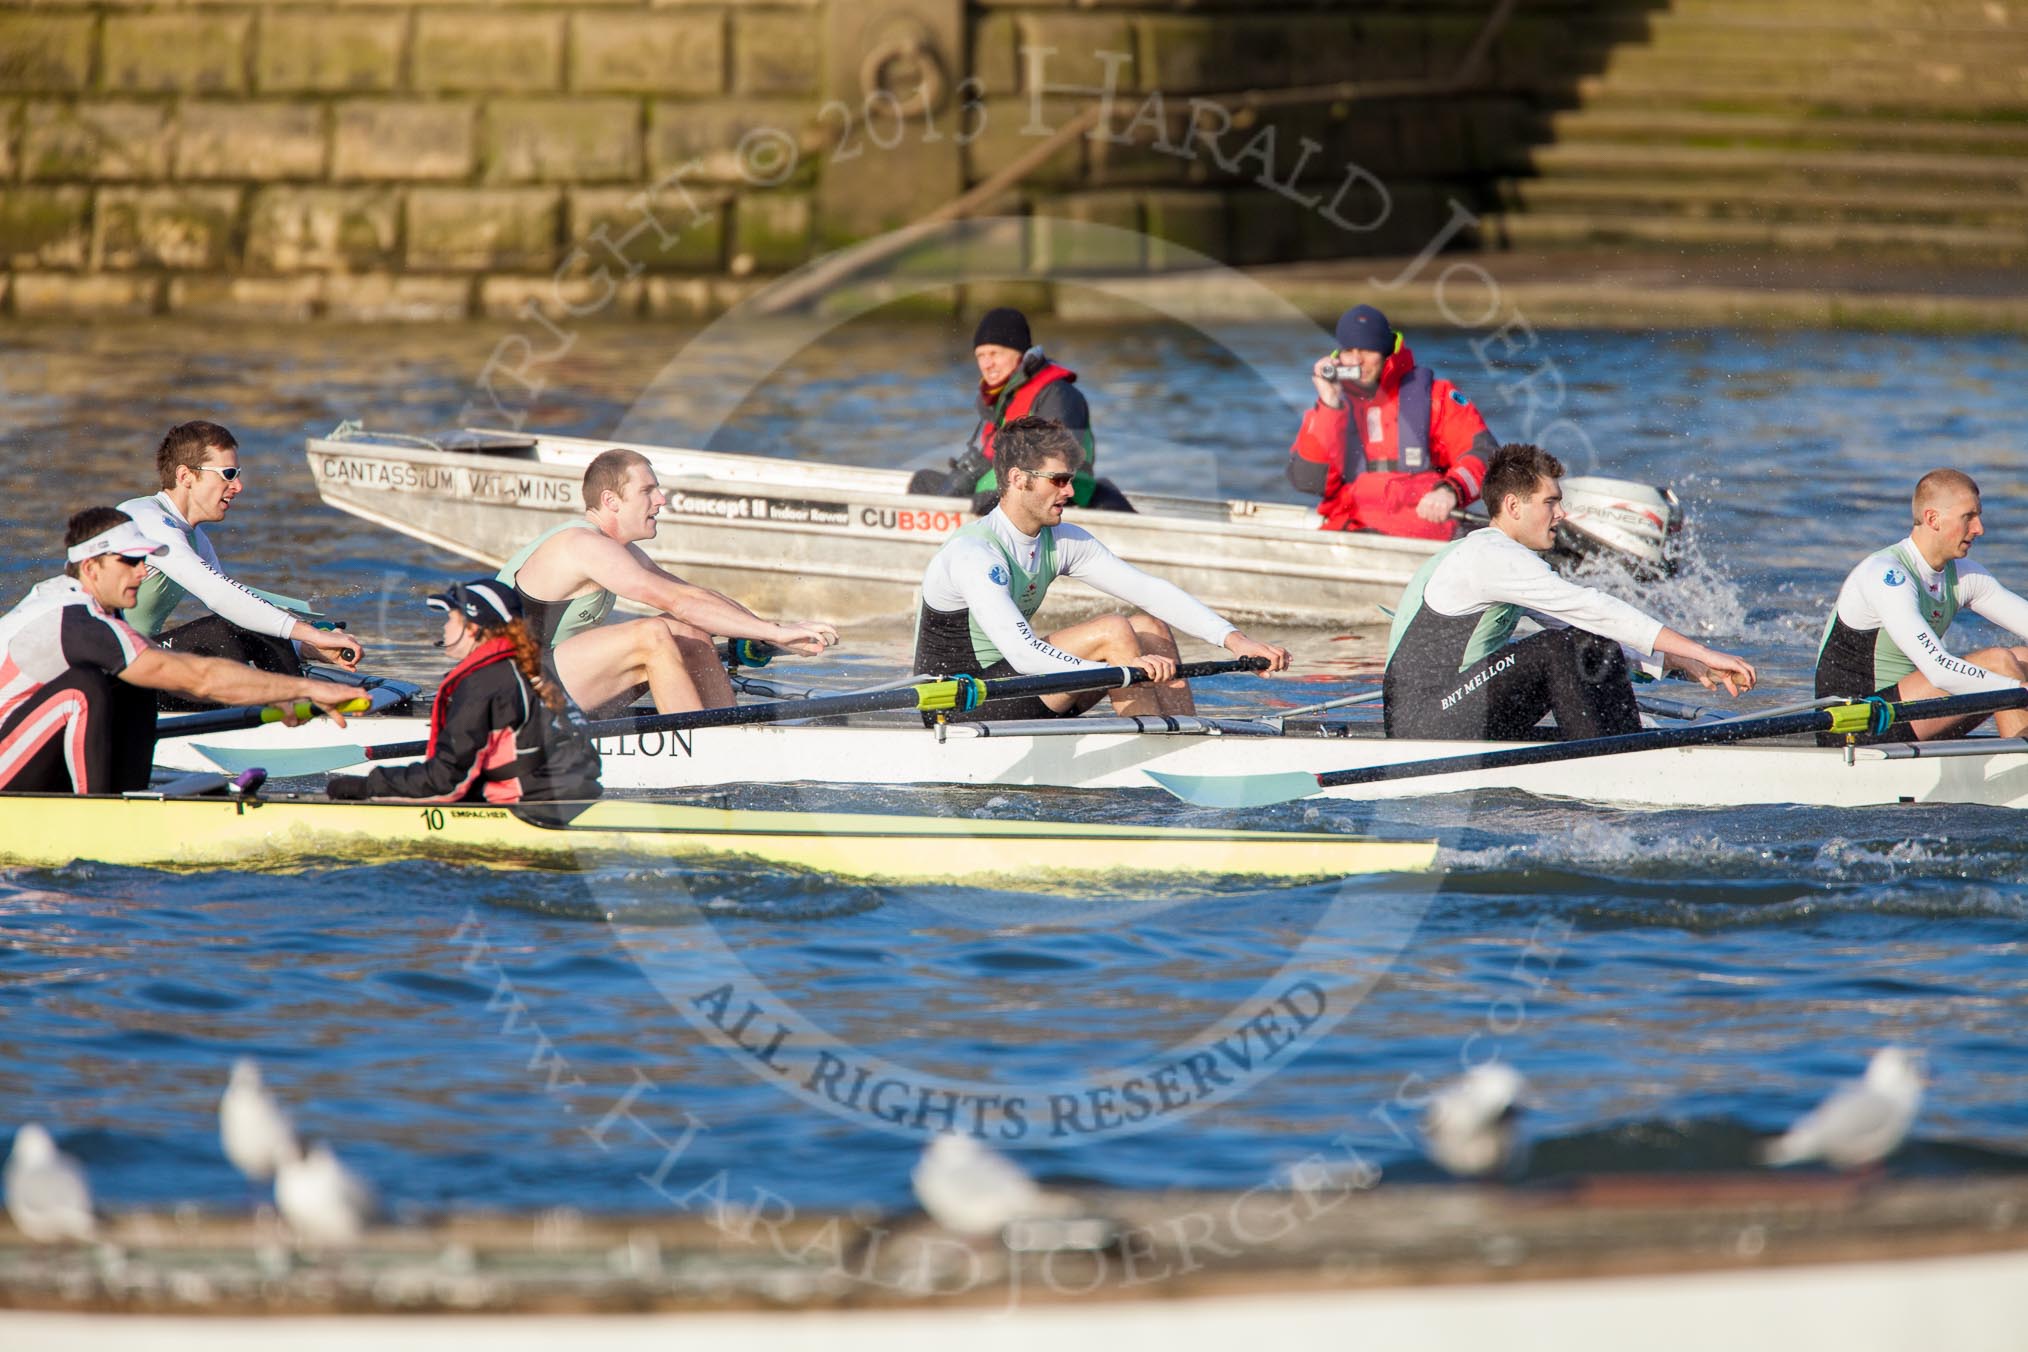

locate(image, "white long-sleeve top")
(1385, 527), (1666, 677)
(1824, 537), (2028, 694)
(115, 492), (299, 638)
(918, 510), (1236, 674)
(1430, 527), (1661, 647)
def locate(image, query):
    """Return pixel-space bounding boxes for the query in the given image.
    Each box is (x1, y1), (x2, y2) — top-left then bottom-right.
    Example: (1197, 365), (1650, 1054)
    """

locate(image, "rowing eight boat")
(0, 792), (1436, 882)
(159, 712), (2028, 812)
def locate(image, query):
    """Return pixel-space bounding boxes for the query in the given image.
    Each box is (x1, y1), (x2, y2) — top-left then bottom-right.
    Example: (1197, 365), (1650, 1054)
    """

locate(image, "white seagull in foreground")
(1761, 1046), (1925, 1170)
(1422, 1063), (1527, 1178)
(220, 1058), (298, 1183)
(4, 1123), (96, 1242)
(275, 1140), (374, 1247)
(911, 1133), (1076, 1239)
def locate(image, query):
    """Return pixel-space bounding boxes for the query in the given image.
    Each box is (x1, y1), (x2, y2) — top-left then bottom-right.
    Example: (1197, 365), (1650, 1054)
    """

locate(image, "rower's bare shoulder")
(536, 527), (627, 567)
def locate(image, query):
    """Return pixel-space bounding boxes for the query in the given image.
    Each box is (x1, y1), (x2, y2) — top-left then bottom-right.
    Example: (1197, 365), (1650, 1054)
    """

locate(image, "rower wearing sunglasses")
(913, 416), (1291, 721)
(115, 421), (365, 698)
(0, 507), (360, 796)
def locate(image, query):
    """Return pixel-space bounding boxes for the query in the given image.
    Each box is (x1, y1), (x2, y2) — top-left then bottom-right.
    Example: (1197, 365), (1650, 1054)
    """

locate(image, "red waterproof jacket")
(1286, 344), (1496, 539)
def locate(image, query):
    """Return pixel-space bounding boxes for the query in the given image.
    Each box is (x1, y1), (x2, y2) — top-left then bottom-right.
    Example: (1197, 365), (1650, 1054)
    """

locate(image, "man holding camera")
(1287, 304), (1499, 540)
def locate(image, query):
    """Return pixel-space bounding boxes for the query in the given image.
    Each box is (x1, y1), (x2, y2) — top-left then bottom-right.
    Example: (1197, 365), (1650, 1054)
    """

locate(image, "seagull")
(275, 1140), (374, 1248)
(911, 1133), (1076, 1239)
(4, 1124), (96, 1242)
(1422, 1062), (1527, 1178)
(220, 1058), (298, 1184)
(1761, 1046), (1924, 1170)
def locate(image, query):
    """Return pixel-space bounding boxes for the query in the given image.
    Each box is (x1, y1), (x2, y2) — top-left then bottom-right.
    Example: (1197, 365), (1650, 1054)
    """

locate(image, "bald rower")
(1816, 467), (2028, 744)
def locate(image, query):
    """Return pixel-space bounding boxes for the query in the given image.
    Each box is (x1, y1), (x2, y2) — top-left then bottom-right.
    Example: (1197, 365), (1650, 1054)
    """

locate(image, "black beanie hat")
(972, 307), (1032, 352)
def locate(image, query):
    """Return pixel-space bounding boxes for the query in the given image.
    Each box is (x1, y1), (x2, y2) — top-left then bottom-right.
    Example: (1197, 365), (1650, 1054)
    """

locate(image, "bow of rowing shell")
(305, 427), (1440, 629)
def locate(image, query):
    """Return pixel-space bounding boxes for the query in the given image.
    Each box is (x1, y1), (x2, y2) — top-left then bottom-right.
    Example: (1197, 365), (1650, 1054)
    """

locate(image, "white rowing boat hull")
(158, 717), (2028, 811)
(305, 426), (1441, 628)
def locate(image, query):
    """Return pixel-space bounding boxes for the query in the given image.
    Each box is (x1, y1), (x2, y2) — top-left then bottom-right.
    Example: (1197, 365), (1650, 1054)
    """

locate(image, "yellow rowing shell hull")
(0, 794), (1438, 883)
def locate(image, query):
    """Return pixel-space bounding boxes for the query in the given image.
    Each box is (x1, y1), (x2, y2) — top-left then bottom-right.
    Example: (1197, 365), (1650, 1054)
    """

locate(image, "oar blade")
(189, 742), (369, 777)
(1145, 769), (1322, 809)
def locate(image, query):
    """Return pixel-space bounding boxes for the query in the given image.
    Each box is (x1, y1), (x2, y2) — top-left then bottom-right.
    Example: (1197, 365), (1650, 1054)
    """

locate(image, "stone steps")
(1497, 176), (2028, 226)
(1482, 0), (2028, 266)
(1592, 0), (2027, 24)
(1522, 141), (2028, 187)
(1588, 54), (2028, 104)
(1639, 13), (2028, 44)
(1536, 108), (2028, 157)
(1566, 73), (2028, 116)
(1475, 210), (2028, 263)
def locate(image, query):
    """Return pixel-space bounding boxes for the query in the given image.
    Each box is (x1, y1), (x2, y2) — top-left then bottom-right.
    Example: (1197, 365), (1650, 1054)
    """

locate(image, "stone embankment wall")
(0, 1), (821, 319)
(0, 0), (1592, 320)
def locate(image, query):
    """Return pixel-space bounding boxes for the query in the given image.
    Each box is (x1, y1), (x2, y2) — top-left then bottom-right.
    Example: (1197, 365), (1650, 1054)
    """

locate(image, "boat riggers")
(1148, 685), (2028, 809)
(219, 658), (1274, 777)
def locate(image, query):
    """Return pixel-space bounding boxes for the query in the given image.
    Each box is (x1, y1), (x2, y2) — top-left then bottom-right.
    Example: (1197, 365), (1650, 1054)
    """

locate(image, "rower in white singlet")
(497, 448), (837, 716)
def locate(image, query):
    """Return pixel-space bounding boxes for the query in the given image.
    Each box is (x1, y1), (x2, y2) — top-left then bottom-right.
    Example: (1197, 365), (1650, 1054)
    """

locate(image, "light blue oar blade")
(1145, 769), (1323, 809)
(189, 742), (369, 777)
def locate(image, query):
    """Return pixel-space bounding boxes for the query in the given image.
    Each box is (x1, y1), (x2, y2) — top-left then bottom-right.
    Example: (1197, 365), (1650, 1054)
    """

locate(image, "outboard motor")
(1551, 476), (1684, 578)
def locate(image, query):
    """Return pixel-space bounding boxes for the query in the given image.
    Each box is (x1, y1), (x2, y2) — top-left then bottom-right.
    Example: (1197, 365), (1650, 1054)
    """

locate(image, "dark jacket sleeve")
(364, 674), (516, 801)
(1027, 380), (1091, 434)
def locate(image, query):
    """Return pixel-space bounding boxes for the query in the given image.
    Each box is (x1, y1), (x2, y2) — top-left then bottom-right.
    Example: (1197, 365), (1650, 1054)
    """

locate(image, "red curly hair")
(470, 617), (568, 713)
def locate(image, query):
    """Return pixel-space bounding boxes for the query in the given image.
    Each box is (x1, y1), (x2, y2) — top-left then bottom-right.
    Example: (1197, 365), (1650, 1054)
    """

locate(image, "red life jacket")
(425, 637), (516, 763)
(979, 362), (1077, 463)
(1343, 353), (1435, 478)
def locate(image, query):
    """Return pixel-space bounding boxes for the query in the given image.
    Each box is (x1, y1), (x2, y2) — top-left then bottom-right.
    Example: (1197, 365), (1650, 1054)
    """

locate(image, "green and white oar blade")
(190, 742), (370, 777)
(1145, 769), (1323, 809)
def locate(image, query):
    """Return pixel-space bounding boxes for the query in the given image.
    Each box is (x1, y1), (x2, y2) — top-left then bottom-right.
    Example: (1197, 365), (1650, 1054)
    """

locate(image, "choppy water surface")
(0, 317), (2025, 1218)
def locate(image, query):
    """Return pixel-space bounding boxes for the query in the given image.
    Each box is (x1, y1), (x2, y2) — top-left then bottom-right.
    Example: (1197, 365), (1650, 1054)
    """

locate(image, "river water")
(0, 317), (2024, 1225)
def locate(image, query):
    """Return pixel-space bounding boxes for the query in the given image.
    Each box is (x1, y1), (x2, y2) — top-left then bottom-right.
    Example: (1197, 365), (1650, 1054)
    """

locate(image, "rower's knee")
(631, 618), (683, 661)
(1091, 613), (1143, 655)
(1569, 629), (1625, 679)
(1127, 613), (1177, 647)
(660, 615), (711, 643)
(1975, 648), (2028, 681)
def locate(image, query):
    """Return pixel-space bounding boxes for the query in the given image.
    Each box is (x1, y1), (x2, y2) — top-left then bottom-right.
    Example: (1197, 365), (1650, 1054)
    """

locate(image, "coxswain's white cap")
(66, 521), (169, 564)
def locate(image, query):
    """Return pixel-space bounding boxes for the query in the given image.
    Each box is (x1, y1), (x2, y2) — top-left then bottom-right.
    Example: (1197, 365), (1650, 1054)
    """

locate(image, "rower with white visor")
(1815, 467), (2028, 745)
(1384, 442), (1756, 741)
(912, 416), (1290, 721)
(0, 508), (358, 795)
